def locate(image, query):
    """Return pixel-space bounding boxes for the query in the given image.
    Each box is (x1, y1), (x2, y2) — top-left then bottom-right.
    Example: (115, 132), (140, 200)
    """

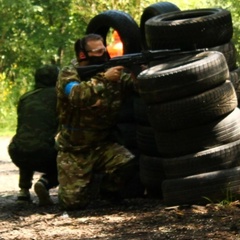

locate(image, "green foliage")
(209, 0), (240, 64)
(0, 0), (240, 133)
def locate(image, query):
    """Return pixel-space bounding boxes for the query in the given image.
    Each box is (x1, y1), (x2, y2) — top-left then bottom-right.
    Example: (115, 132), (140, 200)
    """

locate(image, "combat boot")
(17, 188), (31, 202)
(34, 178), (53, 206)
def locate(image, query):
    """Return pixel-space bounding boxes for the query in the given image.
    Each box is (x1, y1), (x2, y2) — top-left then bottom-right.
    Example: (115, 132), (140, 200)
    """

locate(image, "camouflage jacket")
(11, 87), (58, 152)
(56, 60), (134, 150)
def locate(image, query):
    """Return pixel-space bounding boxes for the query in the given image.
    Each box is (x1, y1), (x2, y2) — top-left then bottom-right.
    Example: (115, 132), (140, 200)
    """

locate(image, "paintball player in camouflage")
(8, 65), (59, 206)
(56, 33), (139, 210)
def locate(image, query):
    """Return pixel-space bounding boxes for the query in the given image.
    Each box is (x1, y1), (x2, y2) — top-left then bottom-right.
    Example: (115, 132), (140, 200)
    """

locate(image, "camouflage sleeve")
(121, 71), (133, 87)
(120, 71), (135, 97)
(57, 65), (112, 108)
(57, 65), (80, 96)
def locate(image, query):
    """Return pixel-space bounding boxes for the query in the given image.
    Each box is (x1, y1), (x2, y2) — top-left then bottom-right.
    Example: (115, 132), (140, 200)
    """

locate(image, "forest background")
(0, 0), (239, 135)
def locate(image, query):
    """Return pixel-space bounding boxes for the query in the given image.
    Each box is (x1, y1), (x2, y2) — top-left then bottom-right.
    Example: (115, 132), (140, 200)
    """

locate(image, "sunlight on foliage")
(0, 0), (239, 133)
(0, 73), (17, 134)
(0, 67), (34, 134)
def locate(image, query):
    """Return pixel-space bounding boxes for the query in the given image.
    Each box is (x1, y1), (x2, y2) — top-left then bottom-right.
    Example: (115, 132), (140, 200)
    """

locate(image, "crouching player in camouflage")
(8, 65), (59, 205)
(56, 34), (138, 210)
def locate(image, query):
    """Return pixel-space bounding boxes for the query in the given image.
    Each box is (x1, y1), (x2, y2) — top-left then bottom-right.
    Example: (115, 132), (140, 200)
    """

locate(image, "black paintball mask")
(87, 49), (109, 65)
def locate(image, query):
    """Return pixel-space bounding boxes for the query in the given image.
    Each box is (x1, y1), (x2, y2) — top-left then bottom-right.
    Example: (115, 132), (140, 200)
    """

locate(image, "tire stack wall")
(136, 7), (240, 206)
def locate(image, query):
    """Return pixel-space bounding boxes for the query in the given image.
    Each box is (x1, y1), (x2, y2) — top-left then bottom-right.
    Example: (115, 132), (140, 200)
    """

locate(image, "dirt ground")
(1, 136), (240, 240)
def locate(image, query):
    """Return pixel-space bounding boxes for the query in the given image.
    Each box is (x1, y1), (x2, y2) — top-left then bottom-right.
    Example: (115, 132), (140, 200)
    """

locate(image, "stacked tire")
(134, 94), (165, 198)
(144, 7), (240, 101)
(137, 7), (240, 205)
(140, 1), (180, 50)
(135, 1), (182, 198)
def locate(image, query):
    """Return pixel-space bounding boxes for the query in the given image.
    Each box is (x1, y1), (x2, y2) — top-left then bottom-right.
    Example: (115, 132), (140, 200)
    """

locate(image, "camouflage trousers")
(57, 141), (135, 210)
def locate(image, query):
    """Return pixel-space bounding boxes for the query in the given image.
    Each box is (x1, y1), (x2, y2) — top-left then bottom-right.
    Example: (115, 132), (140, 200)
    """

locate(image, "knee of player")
(58, 187), (90, 210)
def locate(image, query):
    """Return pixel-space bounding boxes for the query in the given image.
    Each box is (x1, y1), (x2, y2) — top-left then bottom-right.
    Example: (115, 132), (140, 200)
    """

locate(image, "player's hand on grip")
(104, 66), (124, 82)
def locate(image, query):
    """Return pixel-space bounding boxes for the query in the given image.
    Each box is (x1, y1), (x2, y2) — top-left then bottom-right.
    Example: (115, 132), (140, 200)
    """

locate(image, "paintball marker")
(76, 48), (208, 79)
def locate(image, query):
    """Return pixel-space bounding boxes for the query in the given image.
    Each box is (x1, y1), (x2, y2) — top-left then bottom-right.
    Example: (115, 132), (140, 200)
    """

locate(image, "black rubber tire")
(139, 154), (165, 198)
(162, 166), (240, 206)
(161, 130), (240, 179)
(230, 67), (240, 89)
(154, 107), (240, 157)
(230, 67), (240, 104)
(209, 41), (237, 71)
(136, 51), (229, 104)
(145, 8), (233, 50)
(114, 123), (138, 149)
(136, 125), (159, 157)
(148, 80), (237, 131)
(86, 10), (142, 54)
(117, 93), (135, 124)
(133, 95), (149, 125)
(140, 1), (180, 49)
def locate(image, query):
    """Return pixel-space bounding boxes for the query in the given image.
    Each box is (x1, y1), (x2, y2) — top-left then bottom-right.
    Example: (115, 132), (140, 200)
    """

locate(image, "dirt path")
(1, 137), (240, 239)
(0, 136), (19, 192)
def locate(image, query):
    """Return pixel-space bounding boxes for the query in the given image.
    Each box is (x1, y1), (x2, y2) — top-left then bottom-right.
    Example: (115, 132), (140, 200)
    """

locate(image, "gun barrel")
(76, 48), (208, 79)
